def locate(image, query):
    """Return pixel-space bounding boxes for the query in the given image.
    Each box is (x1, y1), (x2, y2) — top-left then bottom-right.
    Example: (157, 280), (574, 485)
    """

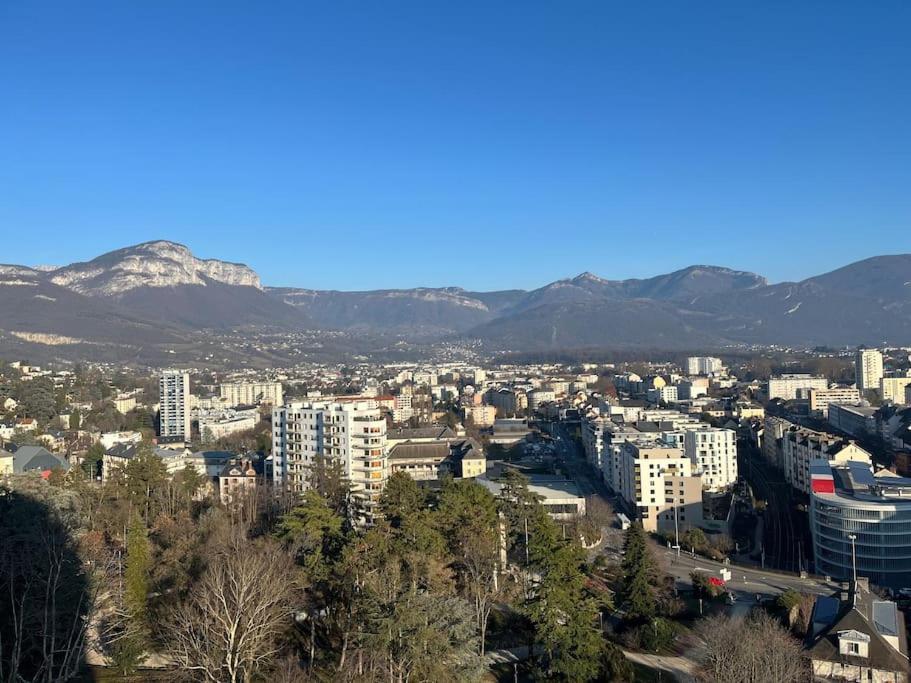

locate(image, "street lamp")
(847, 534), (857, 587)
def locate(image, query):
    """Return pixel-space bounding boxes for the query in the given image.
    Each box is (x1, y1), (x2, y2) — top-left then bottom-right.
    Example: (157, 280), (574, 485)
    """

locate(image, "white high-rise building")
(683, 427), (737, 491)
(854, 349), (883, 394)
(159, 370), (191, 440)
(685, 356), (724, 376)
(272, 400), (388, 521)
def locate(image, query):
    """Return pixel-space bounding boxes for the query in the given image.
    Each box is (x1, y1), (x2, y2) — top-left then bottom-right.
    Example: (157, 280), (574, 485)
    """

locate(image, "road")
(547, 420), (834, 600)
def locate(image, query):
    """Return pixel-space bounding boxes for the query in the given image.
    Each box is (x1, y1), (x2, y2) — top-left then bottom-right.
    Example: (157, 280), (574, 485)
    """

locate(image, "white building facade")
(159, 370), (191, 439)
(272, 400), (388, 521)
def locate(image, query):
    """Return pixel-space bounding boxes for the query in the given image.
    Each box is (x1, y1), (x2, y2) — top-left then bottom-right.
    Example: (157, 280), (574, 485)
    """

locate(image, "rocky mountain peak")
(48, 240), (262, 296)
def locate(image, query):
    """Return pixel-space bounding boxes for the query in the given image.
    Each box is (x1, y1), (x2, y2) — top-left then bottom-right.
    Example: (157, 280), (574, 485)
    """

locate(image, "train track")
(738, 442), (804, 573)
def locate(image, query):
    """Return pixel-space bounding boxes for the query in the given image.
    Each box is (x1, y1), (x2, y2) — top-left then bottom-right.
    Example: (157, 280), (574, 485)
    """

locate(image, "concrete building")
(272, 400), (387, 521)
(828, 404), (878, 439)
(647, 385), (678, 405)
(463, 404), (497, 427)
(685, 356), (724, 376)
(810, 458), (911, 589)
(807, 387), (862, 418)
(881, 376), (911, 404)
(199, 414), (257, 441)
(113, 395), (137, 414)
(159, 370), (191, 440)
(855, 349), (884, 394)
(782, 426), (872, 495)
(768, 374), (829, 401)
(479, 473), (585, 521)
(617, 441), (703, 534)
(388, 438), (485, 481)
(219, 381), (283, 407)
(527, 389), (556, 411)
(683, 427), (737, 491)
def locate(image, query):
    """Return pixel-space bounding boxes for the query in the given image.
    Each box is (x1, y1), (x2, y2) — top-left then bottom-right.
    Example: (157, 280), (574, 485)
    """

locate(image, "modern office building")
(219, 381), (283, 407)
(683, 427), (738, 491)
(809, 458), (911, 588)
(828, 403), (878, 438)
(768, 374), (829, 401)
(159, 370), (191, 440)
(272, 400), (387, 521)
(854, 349), (884, 394)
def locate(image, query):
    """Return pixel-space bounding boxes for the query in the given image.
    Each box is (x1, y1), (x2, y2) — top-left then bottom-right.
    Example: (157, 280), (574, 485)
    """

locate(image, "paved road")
(657, 543), (833, 600)
(486, 645), (697, 683)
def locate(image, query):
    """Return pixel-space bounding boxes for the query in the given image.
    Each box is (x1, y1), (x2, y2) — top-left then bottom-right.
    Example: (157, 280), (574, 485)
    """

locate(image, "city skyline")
(2, 2), (910, 290)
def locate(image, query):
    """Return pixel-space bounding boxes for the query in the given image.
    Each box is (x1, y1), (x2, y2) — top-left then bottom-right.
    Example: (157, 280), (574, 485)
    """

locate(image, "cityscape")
(2, 3), (911, 683)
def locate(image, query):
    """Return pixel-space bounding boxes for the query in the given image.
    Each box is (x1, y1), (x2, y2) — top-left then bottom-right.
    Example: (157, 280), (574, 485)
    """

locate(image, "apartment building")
(685, 356), (724, 376)
(219, 381), (283, 407)
(683, 427), (738, 491)
(272, 400), (387, 521)
(781, 426), (871, 495)
(880, 376), (911, 404)
(854, 349), (884, 394)
(463, 404), (497, 427)
(159, 370), (191, 440)
(807, 387), (861, 417)
(768, 374), (829, 401)
(617, 441), (703, 534)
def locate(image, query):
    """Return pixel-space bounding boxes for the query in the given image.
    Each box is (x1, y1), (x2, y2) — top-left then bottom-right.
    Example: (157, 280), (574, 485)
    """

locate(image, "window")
(848, 642), (859, 655)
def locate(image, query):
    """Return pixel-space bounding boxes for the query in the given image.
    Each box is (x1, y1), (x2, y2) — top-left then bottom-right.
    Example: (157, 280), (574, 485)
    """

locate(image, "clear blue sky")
(1, 2), (909, 291)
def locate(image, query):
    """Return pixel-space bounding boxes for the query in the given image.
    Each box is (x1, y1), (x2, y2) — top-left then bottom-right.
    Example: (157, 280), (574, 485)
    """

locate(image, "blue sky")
(1, 1), (909, 291)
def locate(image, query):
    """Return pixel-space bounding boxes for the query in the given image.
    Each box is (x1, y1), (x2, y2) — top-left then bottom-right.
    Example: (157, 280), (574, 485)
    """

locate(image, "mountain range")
(2, 240), (910, 364)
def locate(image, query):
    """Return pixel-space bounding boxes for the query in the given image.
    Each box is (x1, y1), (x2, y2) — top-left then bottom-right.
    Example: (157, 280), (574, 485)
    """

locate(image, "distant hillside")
(1, 240), (910, 363)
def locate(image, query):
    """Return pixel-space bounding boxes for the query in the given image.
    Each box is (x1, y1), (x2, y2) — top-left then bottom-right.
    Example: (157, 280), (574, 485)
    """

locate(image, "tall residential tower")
(159, 370), (191, 440)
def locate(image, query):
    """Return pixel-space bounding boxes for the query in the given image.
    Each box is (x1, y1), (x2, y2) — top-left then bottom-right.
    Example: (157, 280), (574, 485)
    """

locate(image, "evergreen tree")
(378, 470), (424, 527)
(619, 523), (657, 622)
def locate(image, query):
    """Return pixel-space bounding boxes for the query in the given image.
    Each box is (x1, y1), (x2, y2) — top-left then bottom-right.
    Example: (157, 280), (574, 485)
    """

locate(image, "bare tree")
(164, 528), (301, 683)
(694, 611), (807, 683)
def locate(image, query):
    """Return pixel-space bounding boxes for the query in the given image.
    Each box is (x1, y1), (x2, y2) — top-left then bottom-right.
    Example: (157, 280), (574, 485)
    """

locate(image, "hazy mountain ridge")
(0, 241), (909, 361)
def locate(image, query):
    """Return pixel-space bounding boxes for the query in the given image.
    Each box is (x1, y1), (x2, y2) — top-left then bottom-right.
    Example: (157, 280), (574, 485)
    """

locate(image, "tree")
(275, 490), (345, 581)
(378, 470), (424, 528)
(165, 529), (300, 683)
(69, 409), (81, 430)
(81, 441), (105, 479)
(123, 442), (169, 523)
(619, 523), (657, 622)
(124, 516), (150, 623)
(525, 507), (603, 682)
(496, 468), (542, 559)
(599, 640), (633, 682)
(694, 612), (807, 682)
